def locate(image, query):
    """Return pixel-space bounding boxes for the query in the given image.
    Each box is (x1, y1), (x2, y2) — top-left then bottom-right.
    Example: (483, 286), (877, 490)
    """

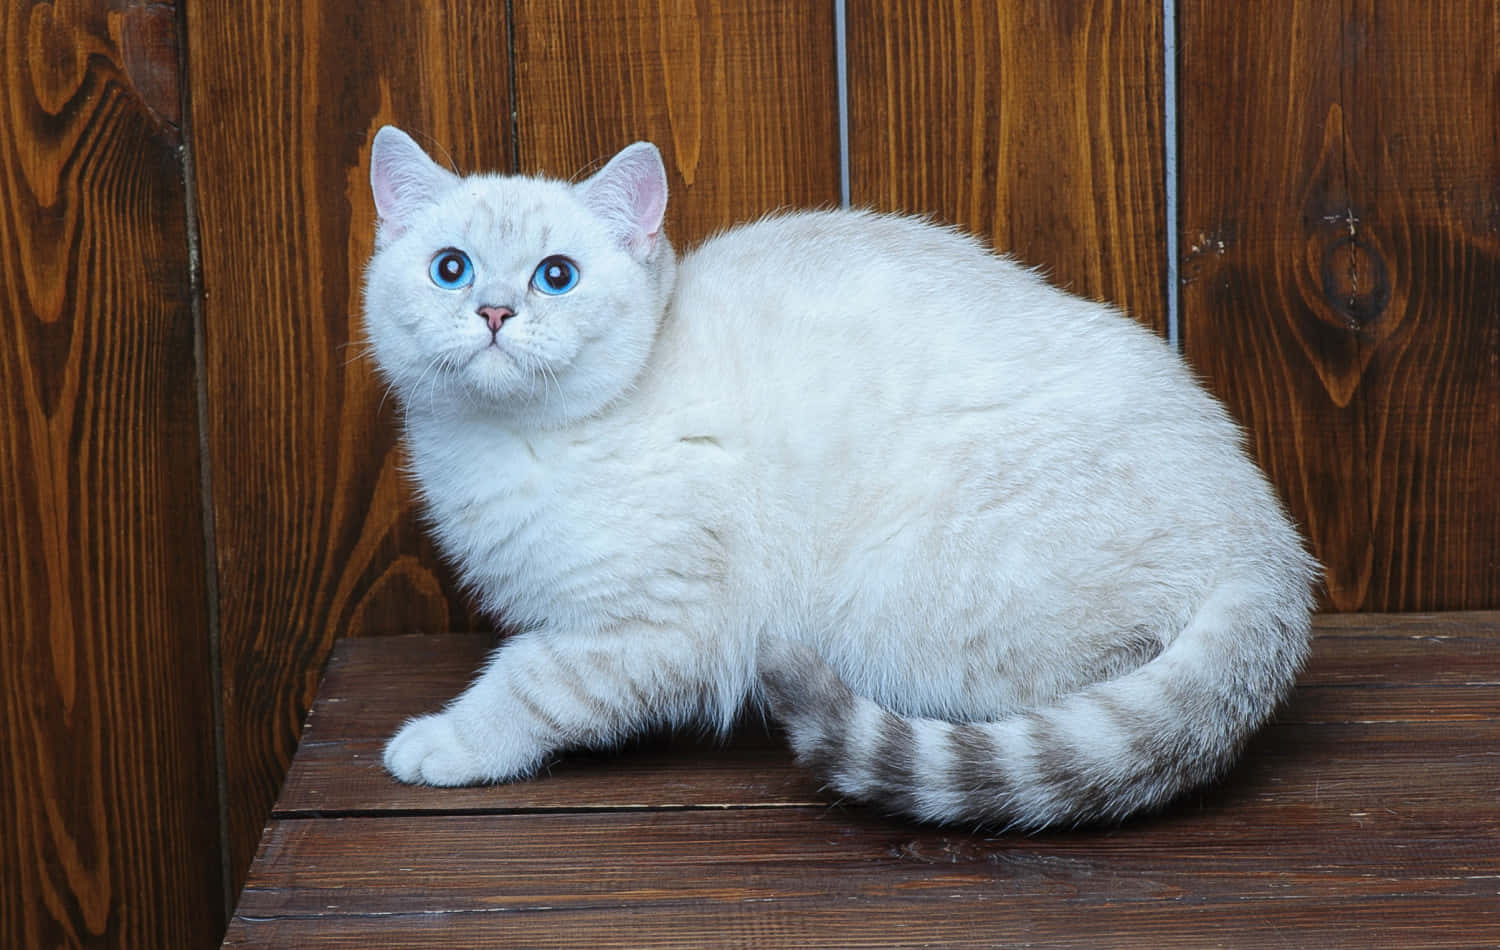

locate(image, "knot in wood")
(1319, 233), (1390, 330)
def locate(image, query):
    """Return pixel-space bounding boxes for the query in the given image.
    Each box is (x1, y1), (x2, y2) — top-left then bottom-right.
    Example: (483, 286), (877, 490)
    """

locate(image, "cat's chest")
(405, 415), (709, 617)
(414, 425), (616, 549)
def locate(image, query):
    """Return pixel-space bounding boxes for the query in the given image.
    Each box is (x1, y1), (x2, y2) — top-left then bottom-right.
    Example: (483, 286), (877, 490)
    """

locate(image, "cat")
(362, 125), (1318, 830)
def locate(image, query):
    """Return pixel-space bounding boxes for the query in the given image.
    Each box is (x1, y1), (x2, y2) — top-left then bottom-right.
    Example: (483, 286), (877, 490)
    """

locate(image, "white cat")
(362, 125), (1317, 829)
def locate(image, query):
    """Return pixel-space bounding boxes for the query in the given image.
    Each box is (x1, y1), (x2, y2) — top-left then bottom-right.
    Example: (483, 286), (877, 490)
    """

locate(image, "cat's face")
(363, 127), (673, 428)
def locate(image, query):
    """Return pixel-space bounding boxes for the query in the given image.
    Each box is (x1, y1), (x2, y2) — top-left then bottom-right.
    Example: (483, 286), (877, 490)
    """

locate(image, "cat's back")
(660, 208), (1203, 438)
(670, 209), (1159, 374)
(679, 209), (1027, 329)
(689, 208), (987, 273)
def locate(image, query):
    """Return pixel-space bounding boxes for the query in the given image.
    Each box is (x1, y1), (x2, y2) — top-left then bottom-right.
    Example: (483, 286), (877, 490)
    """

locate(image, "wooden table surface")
(222, 613), (1499, 948)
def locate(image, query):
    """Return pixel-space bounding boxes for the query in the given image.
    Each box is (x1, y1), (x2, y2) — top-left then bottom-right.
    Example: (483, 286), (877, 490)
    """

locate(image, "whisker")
(425, 353), (457, 414)
(342, 345), (378, 370)
(376, 378), (399, 416)
(542, 360), (567, 417)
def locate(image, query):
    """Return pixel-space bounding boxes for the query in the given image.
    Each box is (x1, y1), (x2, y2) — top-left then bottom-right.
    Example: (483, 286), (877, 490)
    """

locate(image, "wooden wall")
(1, 3), (221, 947)
(3, 1), (1495, 945)
(1180, 0), (1500, 611)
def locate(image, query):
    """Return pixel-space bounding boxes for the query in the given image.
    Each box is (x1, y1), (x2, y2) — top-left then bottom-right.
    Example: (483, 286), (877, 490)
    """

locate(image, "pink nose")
(478, 305), (515, 332)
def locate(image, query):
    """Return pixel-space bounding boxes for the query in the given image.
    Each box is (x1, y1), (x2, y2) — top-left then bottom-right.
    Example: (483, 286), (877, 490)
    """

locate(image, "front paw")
(383, 712), (491, 786)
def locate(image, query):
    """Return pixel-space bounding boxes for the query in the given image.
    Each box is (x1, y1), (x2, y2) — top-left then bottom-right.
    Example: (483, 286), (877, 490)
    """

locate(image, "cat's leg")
(384, 624), (744, 786)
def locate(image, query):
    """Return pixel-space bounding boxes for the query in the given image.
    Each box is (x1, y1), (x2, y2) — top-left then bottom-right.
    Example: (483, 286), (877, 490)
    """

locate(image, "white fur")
(362, 128), (1315, 823)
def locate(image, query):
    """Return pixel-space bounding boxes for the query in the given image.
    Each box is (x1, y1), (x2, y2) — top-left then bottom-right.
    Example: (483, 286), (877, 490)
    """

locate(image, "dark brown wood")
(0, 2), (222, 946)
(512, 0), (842, 248)
(847, 0), (1167, 330)
(225, 614), (1500, 948)
(238, 809), (1500, 911)
(223, 898), (1500, 950)
(1179, 0), (1500, 612)
(187, 0), (511, 892)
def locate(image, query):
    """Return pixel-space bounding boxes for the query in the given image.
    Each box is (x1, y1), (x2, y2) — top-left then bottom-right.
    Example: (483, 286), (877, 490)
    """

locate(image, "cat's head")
(362, 126), (675, 428)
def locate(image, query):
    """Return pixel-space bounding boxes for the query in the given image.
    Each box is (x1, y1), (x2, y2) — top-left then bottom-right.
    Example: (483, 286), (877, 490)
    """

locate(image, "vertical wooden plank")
(513, 0), (841, 247)
(0, 2), (222, 946)
(847, 0), (1167, 330)
(1179, 1), (1500, 610)
(187, 0), (511, 891)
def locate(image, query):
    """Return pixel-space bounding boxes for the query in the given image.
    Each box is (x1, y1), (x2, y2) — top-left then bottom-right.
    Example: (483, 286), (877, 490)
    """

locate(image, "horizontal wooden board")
(237, 812), (1500, 915)
(223, 896), (1500, 950)
(1282, 684), (1500, 724)
(227, 810), (1498, 948)
(1307, 610), (1500, 638)
(1296, 636), (1500, 687)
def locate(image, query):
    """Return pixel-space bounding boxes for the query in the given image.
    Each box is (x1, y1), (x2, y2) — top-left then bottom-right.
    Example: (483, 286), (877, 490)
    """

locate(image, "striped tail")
(757, 596), (1310, 830)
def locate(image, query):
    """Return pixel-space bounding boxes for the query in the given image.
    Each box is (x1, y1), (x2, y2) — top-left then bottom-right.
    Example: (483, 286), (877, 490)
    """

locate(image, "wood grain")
(223, 897), (1500, 950)
(0, 2), (222, 946)
(1179, 0), (1500, 611)
(231, 814), (1499, 921)
(512, 0), (842, 247)
(187, 0), (511, 892)
(847, 0), (1167, 330)
(224, 614), (1500, 948)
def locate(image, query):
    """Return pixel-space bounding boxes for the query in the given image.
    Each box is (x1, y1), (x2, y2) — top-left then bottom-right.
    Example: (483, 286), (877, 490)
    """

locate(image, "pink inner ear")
(584, 143), (669, 257)
(632, 160), (667, 242)
(630, 188), (665, 255)
(372, 162), (403, 226)
(369, 127), (455, 237)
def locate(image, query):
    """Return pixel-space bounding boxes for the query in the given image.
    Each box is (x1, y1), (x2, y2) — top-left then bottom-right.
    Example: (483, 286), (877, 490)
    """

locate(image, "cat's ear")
(579, 142), (668, 259)
(370, 126), (459, 240)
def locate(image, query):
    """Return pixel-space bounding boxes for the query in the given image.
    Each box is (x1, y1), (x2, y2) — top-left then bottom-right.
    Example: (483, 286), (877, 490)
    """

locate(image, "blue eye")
(429, 249), (473, 289)
(532, 256), (579, 295)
